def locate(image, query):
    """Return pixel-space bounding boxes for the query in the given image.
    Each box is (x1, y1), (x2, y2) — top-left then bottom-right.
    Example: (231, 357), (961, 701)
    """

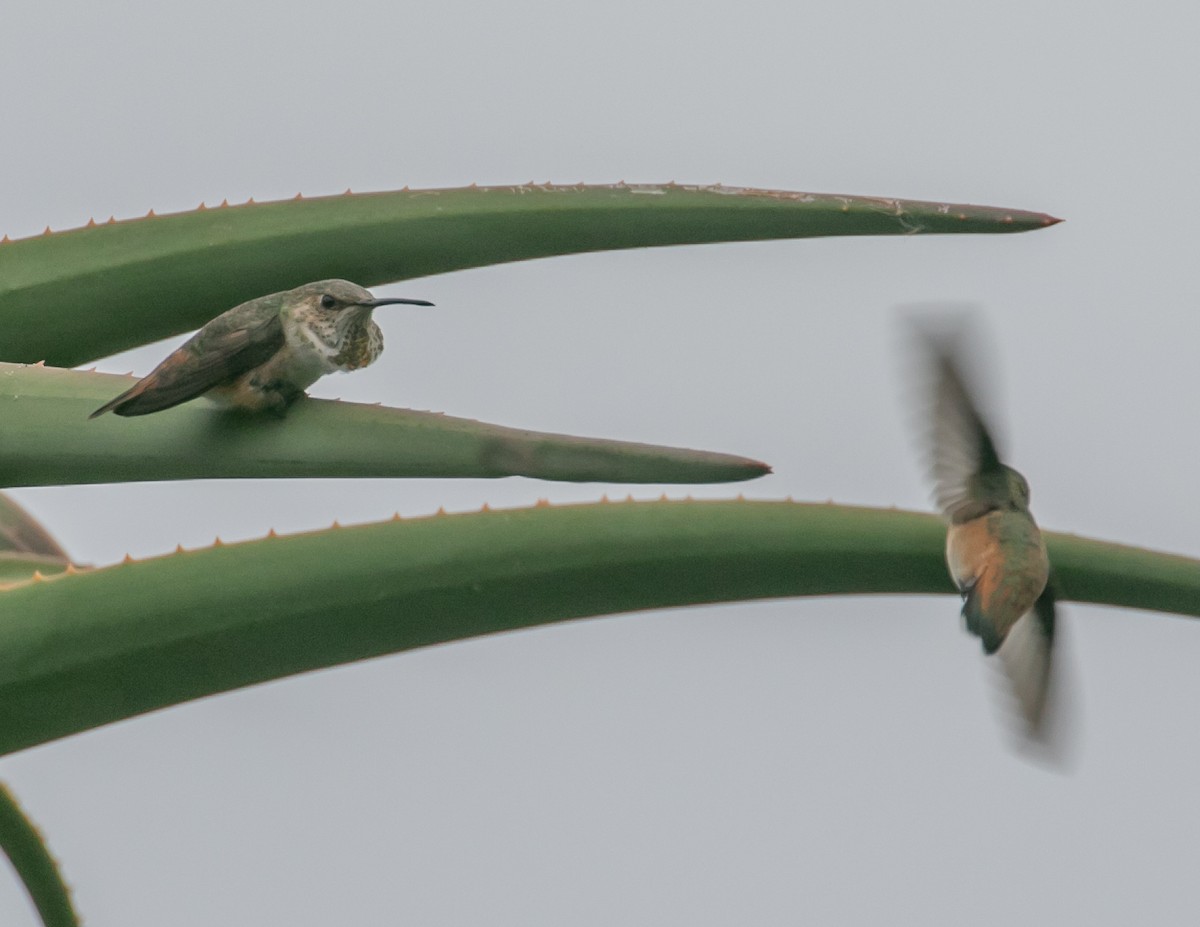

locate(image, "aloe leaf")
(0, 783), (79, 927)
(0, 184), (1061, 366)
(0, 500), (1192, 756)
(0, 363), (769, 486)
(0, 494), (72, 587)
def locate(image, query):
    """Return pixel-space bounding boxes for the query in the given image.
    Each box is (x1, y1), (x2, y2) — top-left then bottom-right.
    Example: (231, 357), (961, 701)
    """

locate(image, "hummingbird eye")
(320, 295), (337, 310)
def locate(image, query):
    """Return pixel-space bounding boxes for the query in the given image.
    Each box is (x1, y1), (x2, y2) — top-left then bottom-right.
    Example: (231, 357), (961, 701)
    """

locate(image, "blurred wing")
(929, 349), (1003, 522)
(90, 312), (284, 417)
(996, 582), (1056, 741)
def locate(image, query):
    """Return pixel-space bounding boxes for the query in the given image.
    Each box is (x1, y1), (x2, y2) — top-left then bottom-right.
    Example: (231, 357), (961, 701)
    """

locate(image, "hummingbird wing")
(928, 346), (1005, 522)
(89, 308), (285, 418)
(996, 581), (1057, 741)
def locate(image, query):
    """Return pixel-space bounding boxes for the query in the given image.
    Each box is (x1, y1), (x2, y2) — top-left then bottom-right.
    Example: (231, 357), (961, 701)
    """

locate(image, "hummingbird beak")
(360, 297), (435, 308)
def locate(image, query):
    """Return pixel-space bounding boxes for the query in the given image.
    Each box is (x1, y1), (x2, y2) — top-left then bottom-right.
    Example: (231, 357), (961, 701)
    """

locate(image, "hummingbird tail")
(960, 583), (1003, 655)
(89, 392), (131, 419)
(88, 379), (173, 418)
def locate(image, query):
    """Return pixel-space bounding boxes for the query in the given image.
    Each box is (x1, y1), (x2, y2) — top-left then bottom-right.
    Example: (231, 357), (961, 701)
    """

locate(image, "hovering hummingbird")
(90, 280), (433, 418)
(920, 328), (1058, 741)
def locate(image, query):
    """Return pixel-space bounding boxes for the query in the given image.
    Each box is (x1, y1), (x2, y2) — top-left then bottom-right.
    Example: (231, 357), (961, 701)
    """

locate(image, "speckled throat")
(332, 315), (384, 370)
(292, 304), (384, 372)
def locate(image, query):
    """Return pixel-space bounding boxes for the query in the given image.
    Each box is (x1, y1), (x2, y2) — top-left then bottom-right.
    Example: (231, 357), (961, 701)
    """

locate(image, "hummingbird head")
(1005, 467), (1032, 509)
(962, 464), (1031, 519)
(287, 280), (435, 341)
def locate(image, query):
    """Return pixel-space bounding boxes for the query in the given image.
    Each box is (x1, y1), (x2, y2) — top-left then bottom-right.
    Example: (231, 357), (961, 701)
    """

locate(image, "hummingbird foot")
(207, 379), (306, 416)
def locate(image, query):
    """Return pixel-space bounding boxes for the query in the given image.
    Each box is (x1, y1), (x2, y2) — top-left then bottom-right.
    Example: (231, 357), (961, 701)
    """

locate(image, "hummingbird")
(920, 328), (1058, 741)
(90, 280), (433, 418)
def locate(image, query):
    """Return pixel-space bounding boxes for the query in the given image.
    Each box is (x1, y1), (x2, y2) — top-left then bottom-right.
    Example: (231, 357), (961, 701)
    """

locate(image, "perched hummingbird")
(921, 330), (1057, 741)
(90, 280), (433, 418)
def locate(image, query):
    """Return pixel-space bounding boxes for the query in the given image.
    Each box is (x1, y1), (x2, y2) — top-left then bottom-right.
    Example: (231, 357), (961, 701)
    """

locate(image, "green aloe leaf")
(0, 495), (70, 561)
(0, 499), (1192, 756)
(0, 184), (1060, 366)
(0, 494), (72, 587)
(0, 364), (768, 486)
(0, 783), (79, 927)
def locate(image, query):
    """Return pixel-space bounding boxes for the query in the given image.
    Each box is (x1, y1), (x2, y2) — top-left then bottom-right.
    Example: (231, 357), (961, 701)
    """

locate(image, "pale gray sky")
(3, 1), (1200, 924)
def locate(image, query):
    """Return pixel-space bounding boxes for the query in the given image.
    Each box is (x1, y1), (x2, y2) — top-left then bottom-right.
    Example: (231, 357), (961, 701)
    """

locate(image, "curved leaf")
(0, 500), (1191, 756)
(0, 783), (79, 927)
(0, 363), (769, 486)
(0, 184), (1061, 366)
(0, 494), (69, 561)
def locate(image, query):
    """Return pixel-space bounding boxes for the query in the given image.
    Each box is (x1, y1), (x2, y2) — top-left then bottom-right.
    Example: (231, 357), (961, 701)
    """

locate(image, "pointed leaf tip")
(3, 183), (1058, 366)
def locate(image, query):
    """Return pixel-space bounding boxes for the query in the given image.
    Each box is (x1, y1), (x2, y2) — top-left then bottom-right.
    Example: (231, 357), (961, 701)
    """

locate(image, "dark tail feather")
(89, 389), (137, 419)
(88, 381), (177, 418)
(960, 582), (1003, 654)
